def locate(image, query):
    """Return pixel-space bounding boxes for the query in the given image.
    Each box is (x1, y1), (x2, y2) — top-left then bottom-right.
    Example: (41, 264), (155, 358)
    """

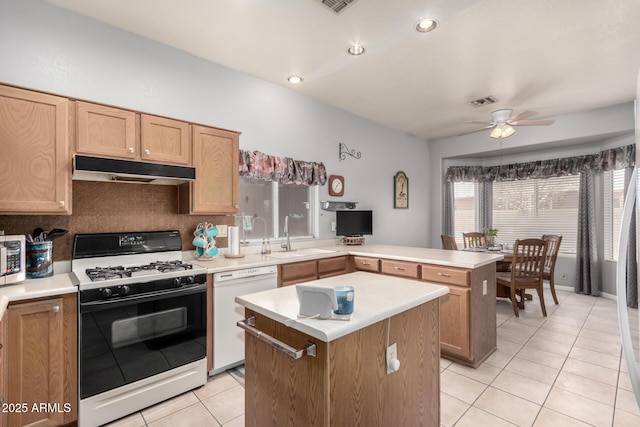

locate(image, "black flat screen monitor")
(336, 210), (373, 236)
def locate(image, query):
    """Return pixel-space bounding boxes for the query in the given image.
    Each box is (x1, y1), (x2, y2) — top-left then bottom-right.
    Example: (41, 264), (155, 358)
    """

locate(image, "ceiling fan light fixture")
(415, 18), (438, 33)
(490, 124), (515, 139)
(287, 75), (303, 84)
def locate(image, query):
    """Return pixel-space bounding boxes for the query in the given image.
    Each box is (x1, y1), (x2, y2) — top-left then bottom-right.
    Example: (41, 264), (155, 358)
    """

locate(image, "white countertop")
(193, 243), (503, 273)
(0, 243), (501, 305)
(0, 274), (77, 303)
(235, 271), (449, 342)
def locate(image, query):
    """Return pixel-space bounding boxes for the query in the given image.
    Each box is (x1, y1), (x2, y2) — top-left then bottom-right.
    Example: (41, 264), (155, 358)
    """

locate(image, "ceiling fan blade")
(457, 125), (495, 136)
(509, 110), (537, 121)
(465, 120), (495, 125)
(512, 119), (555, 126)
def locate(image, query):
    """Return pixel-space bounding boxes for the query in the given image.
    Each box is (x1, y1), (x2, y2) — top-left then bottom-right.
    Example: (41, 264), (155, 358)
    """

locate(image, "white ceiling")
(45, 0), (640, 140)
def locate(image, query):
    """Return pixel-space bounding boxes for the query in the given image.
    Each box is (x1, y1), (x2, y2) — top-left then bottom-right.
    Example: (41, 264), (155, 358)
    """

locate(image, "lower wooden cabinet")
(0, 309), (6, 427)
(380, 259), (420, 279)
(352, 256), (380, 273)
(5, 293), (77, 427)
(439, 285), (471, 359)
(279, 260), (318, 287)
(318, 256), (348, 279)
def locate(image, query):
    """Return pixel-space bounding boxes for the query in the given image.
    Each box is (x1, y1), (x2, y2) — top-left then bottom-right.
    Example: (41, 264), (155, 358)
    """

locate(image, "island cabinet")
(278, 256), (350, 287)
(421, 263), (496, 367)
(0, 85), (71, 215)
(5, 293), (77, 427)
(179, 124), (239, 214)
(238, 273), (447, 427)
(75, 101), (192, 165)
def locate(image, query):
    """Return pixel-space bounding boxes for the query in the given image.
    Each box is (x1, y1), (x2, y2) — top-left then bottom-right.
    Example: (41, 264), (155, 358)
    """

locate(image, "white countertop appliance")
(72, 230), (208, 427)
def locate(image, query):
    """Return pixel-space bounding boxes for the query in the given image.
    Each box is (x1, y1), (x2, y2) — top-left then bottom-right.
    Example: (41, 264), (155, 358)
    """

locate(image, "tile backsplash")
(0, 181), (233, 261)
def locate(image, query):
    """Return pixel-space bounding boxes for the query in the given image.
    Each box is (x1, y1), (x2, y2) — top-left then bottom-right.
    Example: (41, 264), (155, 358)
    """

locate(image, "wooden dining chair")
(496, 238), (548, 317)
(541, 234), (563, 305)
(441, 235), (458, 251)
(462, 232), (486, 248)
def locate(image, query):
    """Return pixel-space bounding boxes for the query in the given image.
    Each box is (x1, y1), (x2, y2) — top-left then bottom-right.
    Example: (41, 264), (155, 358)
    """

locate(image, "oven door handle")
(80, 283), (207, 312)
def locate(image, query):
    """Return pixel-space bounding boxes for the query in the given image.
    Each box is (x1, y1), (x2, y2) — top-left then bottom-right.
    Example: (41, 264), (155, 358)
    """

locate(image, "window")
(453, 182), (477, 247)
(604, 169), (625, 261)
(492, 175), (579, 253)
(239, 177), (317, 242)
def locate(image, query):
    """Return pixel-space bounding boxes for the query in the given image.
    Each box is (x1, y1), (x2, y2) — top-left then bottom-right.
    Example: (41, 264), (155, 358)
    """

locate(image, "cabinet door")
(318, 256), (348, 279)
(188, 125), (239, 214)
(7, 298), (65, 426)
(141, 114), (191, 165)
(0, 85), (71, 214)
(439, 286), (471, 359)
(76, 101), (137, 159)
(279, 261), (318, 287)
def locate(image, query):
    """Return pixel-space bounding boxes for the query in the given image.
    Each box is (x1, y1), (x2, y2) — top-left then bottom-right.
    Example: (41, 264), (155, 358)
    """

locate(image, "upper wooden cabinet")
(76, 101), (191, 165)
(0, 85), (71, 214)
(141, 114), (190, 165)
(180, 124), (239, 214)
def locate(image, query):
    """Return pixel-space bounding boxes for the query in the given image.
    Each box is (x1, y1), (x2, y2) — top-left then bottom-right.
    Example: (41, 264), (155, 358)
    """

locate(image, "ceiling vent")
(468, 95), (499, 108)
(316, 0), (358, 15)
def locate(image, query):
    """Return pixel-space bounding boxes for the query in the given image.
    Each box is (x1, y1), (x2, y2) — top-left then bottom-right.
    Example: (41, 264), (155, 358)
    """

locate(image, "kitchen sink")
(268, 247), (337, 258)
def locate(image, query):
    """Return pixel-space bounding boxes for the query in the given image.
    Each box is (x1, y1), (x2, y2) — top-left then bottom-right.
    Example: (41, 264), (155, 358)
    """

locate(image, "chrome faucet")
(281, 215), (292, 252)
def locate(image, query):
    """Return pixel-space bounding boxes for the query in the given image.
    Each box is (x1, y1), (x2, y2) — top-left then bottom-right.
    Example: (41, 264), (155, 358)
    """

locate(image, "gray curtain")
(575, 171), (600, 295)
(443, 182), (454, 236)
(624, 167), (638, 308)
(478, 181), (493, 231)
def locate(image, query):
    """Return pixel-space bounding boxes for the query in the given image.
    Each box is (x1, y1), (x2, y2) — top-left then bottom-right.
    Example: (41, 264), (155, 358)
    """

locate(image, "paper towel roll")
(228, 226), (240, 255)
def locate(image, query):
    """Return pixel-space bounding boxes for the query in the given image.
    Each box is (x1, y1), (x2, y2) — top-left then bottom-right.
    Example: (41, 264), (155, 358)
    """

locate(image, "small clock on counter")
(329, 175), (344, 197)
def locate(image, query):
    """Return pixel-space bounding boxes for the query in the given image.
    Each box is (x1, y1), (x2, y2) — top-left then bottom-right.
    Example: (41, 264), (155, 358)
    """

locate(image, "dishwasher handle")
(237, 315), (316, 359)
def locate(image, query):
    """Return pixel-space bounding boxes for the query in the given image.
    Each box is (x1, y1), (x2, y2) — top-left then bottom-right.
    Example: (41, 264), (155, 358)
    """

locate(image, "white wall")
(0, 0), (431, 247)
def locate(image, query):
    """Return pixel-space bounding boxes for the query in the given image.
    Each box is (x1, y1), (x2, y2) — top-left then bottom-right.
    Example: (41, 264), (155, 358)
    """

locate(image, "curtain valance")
(445, 144), (635, 183)
(239, 149), (327, 186)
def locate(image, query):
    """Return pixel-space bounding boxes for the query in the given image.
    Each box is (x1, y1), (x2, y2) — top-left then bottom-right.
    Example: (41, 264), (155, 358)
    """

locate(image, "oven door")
(79, 283), (207, 399)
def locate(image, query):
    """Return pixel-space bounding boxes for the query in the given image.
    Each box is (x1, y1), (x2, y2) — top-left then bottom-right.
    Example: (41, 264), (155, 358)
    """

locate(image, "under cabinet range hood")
(73, 155), (196, 185)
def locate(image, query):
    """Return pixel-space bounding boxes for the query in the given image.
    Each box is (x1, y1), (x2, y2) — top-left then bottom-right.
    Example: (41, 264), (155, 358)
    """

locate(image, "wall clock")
(329, 175), (344, 197)
(394, 171), (408, 209)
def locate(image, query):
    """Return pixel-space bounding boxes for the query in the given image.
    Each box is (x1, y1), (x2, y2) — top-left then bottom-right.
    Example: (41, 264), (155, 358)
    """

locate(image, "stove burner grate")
(85, 261), (194, 281)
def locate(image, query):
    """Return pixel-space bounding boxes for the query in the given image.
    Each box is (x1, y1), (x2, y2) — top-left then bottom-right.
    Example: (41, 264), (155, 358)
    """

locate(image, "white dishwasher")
(212, 265), (278, 375)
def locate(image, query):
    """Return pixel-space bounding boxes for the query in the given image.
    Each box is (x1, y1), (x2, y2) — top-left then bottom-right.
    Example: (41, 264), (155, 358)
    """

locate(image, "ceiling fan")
(462, 109), (555, 139)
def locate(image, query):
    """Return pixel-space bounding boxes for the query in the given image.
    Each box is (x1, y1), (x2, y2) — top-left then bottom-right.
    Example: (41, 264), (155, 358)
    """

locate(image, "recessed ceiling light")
(347, 44), (366, 56)
(415, 18), (438, 33)
(288, 76), (303, 84)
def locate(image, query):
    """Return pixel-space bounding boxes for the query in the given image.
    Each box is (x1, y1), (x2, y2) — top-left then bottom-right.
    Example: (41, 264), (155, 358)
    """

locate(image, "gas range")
(71, 231), (207, 293)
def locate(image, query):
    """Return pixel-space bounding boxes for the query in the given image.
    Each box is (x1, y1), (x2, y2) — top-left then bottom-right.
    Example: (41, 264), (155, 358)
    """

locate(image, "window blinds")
(493, 175), (580, 253)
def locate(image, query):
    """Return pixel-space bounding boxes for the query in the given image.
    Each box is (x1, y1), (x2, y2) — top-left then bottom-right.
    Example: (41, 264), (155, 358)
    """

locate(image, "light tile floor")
(104, 289), (640, 427)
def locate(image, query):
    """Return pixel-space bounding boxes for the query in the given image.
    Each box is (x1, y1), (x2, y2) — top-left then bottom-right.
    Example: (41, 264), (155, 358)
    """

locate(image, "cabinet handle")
(58, 201), (65, 208)
(394, 266), (405, 271)
(144, 149), (150, 155)
(128, 147), (134, 153)
(362, 262), (370, 265)
(437, 272), (451, 277)
(0, 343), (3, 350)
(52, 305), (60, 313)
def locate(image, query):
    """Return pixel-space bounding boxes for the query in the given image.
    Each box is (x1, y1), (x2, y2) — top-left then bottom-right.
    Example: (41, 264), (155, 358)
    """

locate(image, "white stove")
(72, 231), (208, 427)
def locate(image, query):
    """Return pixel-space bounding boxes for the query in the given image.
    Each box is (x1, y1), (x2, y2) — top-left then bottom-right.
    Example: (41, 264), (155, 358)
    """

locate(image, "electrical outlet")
(331, 221), (336, 232)
(561, 272), (567, 280)
(216, 224), (228, 237)
(386, 343), (400, 374)
(482, 280), (487, 295)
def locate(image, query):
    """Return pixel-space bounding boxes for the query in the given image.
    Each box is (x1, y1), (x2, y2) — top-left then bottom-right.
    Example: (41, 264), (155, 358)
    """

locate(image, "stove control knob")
(101, 288), (113, 298)
(174, 278), (183, 287)
(120, 285), (131, 296)
(187, 276), (195, 285)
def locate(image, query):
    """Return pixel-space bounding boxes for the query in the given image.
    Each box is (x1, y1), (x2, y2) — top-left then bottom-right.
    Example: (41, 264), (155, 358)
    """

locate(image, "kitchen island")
(236, 271), (449, 427)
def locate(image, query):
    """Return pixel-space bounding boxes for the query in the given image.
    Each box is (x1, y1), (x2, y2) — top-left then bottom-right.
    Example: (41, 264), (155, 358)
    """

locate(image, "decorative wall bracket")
(339, 143), (361, 161)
